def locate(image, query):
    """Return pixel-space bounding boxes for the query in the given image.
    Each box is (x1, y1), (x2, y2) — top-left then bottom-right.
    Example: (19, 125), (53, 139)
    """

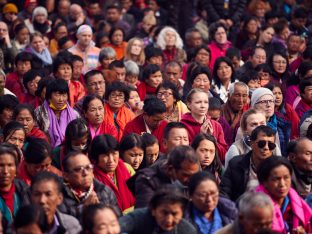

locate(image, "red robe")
(27, 127), (50, 143)
(5, 71), (25, 102)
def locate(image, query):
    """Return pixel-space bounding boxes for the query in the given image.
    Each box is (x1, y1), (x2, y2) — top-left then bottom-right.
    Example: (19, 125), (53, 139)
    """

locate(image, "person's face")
(85, 99), (104, 127)
(148, 0), (159, 11)
(217, 62), (232, 82)
(287, 35), (300, 53)
(146, 71), (162, 88)
(251, 48), (266, 67)
(263, 165), (291, 201)
(208, 108), (220, 120)
(254, 94), (275, 118)
(111, 30), (123, 45)
(292, 17), (307, 29)
(214, 27), (227, 44)
(0, 108), (14, 126)
(101, 57), (115, 69)
(63, 155), (94, 190)
(240, 206), (273, 234)
(192, 74), (210, 92)
(69, 6), (83, 20)
(0, 22), (8, 39)
(130, 39), (142, 56)
(127, 90), (141, 110)
(248, 79), (260, 89)
(165, 65), (181, 85)
(172, 161), (200, 186)
(16, 223), (43, 234)
(152, 202), (183, 232)
(261, 27), (274, 43)
(16, 109), (35, 134)
(196, 139), (216, 168)
(251, 132), (275, 161)
(112, 67), (126, 82)
(27, 76), (41, 96)
(189, 32), (203, 48)
(244, 113), (266, 135)
(6, 129), (25, 149)
(78, 31), (92, 47)
(61, 40), (74, 50)
(26, 157), (52, 178)
(16, 61), (31, 76)
(123, 146), (144, 170)
(187, 92), (209, 118)
(58, 1), (70, 16)
(87, 74), (105, 97)
(301, 85), (312, 104)
(4, 12), (17, 22)
(280, 26), (290, 41)
(291, 139), (312, 172)
(246, 19), (258, 34)
(191, 179), (219, 213)
(195, 49), (210, 66)
(72, 61), (83, 80)
(255, 6), (265, 17)
(16, 27), (30, 44)
(229, 85), (248, 112)
(272, 55), (287, 74)
(0, 75), (4, 93)
(35, 13), (46, 24)
(108, 90), (125, 111)
(98, 151), (119, 174)
(272, 86), (283, 108)
(106, 9), (120, 23)
(164, 31), (176, 47)
(231, 56), (240, 70)
(88, 3), (101, 16)
(163, 128), (189, 153)
(259, 70), (271, 87)
(56, 64), (72, 81)
(0, 154), (16, 190)
(157, 87), (175, 110)
(148, 56), (163, 67)
(31, 180), (63, 225)
(142, 21), (154, 33)
(92, 208), (121, 234)
(144, 112), (166, 130)
(31, 36), (45, 53)
(145, 143), (159, 166)
(49, 92), (68, 109)
(125, 74), (138, 87)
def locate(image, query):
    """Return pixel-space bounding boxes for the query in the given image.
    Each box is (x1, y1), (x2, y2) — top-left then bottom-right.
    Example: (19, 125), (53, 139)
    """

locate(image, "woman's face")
(272, 55), (287, 74)
(261, 27), (274, 44)
(98, 151), (119, 173)
(31, 36), (45, 53)
(195, 49), (210, 66)
(92, 208), (121, 234)
(157, 87), (175, 110)
(108, 90), (126, 111)
(272, 86), (283, 108)
(151, 202), (183, 232)
(49, 91), (68, 110)
(145, 71), (163, 88)
(254, 94), (275, 118)
(0, 154), (16, 190)
(164, 31), (176, 47)
(6, 129), (25, 149)
(16, 27), (30, 44)
(15, 109), (35, 134)
(246, 19), (258, 34)
(145, 143), (159, 166)
(128, 90), (141, 111)
(123, 146), (144, 170)
(217, 62), (232, 83)
(130, 39), (142, 56)
(280, 26), (290, 41)
(56, 64), (72, 81)
(71, 134), (89, 151)
(27, 76), (41, 96)
(111, 30), (123, 46)
(259, 70), (271, 87)
(35, 13), (46, 24)
(187, 92), (209, 118)
(55, 26), (68, 40)
(244, 113), (266, 136)
(192, 74), (210, 92)
(85, 99), (104, 126)
(101, 57), (115, 69)
(195, 139), (216, 168)
(263, 165), (291, 202)
(191, 179), (219, 213)
(214, 27), (227, 44)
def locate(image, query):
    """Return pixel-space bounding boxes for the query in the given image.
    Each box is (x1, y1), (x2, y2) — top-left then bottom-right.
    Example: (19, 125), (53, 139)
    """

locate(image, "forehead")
(255, 131), (275, 141)
(32, 179), (58, 192)
(166, 65), (180, 72)
(273, 54), (285, 60)
(168, 127), (188, 137)
(88, 74), (104, 82)
(258, 94), (273, 101)
(67, 154), (90, 167)
(233, 85), (248, 93)
(247, 113), (266, 122)
(79, 32), (92, 37)
(296, 139), (312, 152)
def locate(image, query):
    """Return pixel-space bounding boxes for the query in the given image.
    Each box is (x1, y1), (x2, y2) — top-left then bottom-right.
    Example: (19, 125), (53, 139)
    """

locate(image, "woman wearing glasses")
(267, 51), (290, 87)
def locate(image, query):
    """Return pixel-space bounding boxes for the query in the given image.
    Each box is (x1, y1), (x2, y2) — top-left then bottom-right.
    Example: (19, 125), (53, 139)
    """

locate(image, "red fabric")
(93, 160), (135, 211)
(289, 57), (302, 73)
(162, 47), (177, 64)
(0, 183), (15, 214)
(124, 114), (168, 152)
(22, 94), (40, 108)
(28, 127), (50, 143)
(208, 41), (232, 72)
(295, 99), (311, 119)
(5, 72), (25, 102)
(276, 103), (300, 139)
(90, 120), (119, 140)
(69, 80), (85, 107)
(136, 82), (157, 100)
(181, 113), (228, 163)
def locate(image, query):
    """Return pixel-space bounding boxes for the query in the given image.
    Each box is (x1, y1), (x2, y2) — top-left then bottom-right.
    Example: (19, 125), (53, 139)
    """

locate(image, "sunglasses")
(256, 140), (276, 150)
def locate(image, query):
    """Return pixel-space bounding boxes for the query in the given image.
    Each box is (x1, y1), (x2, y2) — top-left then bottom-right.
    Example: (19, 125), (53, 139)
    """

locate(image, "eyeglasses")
(110, 93), (125, 99)
(70, 164), (94, 173)
(256, 140), (276, 150)
(273, 60), (287, 65)
(255, 99), (274, 105)
(157, 92), (173, 98)
(88, 80), (105, 87)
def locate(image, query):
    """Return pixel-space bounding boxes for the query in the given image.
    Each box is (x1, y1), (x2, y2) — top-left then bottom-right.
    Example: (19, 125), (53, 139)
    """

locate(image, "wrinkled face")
(157, 87), (176, 110)
(31, 36), (45, 53)
(49, 92), (68, 110)
(151, 203), (184, 232)
(6, 129), (25, 150)
(163, 128), (189, 153)
(130, 39), (142, 56)
(78, 31), (92, 47)
(172, 161), (200, 186)
(229, 85), (248, 112)
(165, 65), (181, 85)
(272, 55), (287, 74)
(127, 90), (141, 110)
(291, 139), (312, 172)
(123, 146), (144, 170)
(56, 63), (72, 81)
(87, 74), (106, 97)
(246, 19), (258, 34)
(35, 13), (47, 24)
(0, 154), (16, 190)
(26, 157), (52, 178)
(251, 48), (266, 67)
(144, 112), (166, 130)
(146, 71), (163, 88)
(195, 48), (210, 66)
(92, 208), (121, 234)
(16, 27), (30, 44)
(16, 61), (31, 76)
(145, 143), (159, 166)
(85, 99), (104, 127)
(192, 74), (210, 92)
(287, 35), (301, 53)
(72, 60), (83, 80)
(111, 30), (123, 46)
(195, 139), (215, 168)
(189, 32), (203, 48)
(301, 85), (312, 104)
(16, 109), (35, 134)
(251, 132), (275, 161)
(217, 62), (232, 83)
(108, 90), (125, 111)
(27, 76), (41, 96)
(164, 31), (176, 47)
(191, 179), (219, 213)
(244, 113), (266, 136)
(254, 94), (275, 118)
(261, 27), (274, 44)
(98, 151), (119, 174)
(112, 67), (126, 82)
(187, 92), (209, 118)
(214, 27), (227, 44)
(272, 86), (283, 108)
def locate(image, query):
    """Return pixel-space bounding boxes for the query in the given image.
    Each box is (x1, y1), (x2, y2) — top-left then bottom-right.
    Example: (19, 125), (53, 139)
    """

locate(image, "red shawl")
(93, 159), (135, 211)
(137, 82), (157, 100)
(28, 127), (50, 143)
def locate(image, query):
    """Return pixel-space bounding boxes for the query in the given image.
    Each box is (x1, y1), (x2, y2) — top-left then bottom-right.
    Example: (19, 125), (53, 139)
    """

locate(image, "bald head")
(290, 137), (312, 173)
(69, 4), (84, 20)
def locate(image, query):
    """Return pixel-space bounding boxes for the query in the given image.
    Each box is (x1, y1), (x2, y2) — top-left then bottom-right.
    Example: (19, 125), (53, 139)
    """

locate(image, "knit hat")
(77, 25), (93, 36)
(250, 87), (274, 107)
(24, 0), (38, 8)
(2, 3), (18, 14)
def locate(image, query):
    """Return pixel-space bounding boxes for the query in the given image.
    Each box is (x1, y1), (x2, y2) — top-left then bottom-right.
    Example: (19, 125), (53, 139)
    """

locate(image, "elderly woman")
(156, 81), (189, 122)
(124, 60), (140, 88)
(35, 79), (79, 147)
(186, 172), (237, 233)
(91, 134), (135, 213)
(156, 26), (186, 65)
(256, 156), (312, 233)
(124, 37), (145, 66)
(24, 6), (51, 35)
(98, 47), (116, 70)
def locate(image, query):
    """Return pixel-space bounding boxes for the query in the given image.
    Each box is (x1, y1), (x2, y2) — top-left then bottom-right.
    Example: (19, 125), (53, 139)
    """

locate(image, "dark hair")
(156, 81), (180, 102)
(163, 122), (187, 140)
(267, 51), (290, 80)
(106, 3), (121, 12)
(192, 45), (211, 62)
(90, 134), (119, 164)
(53, 21), (67, 34)
(108, 27), (125, 45)
(53, 54), (73, 75)
(226, 47), (241, 60)
(255, 63), (272, 74)
(95, 31), (109, 48)
(213, 57), (235, 88)
(22, 70), (43, 92)
(13, 104), (35, 121)
(250, 45), (266, 58)
(292, 6), (308, 19)
(250, 125), (275, 141)
(24, 137), (51, 164)
(0, 143), (19, 167)
(188, 171), (218, 196)
(257, 156), (293, 183)
(35, 77), (52, 98)
(71, 54), (83, 63)
(145, 46), (163, 61)
(14, 23), (29, 36)
(265, 82), (284, 109)
(143, 97), (166, 116)
(167, 145), (199, 170)
(84, 69), (104, 85)
(209, 22), (227, 43)
(273, 18), (289, 36)
(142, 64), (161, 82)
(31, 171), (63, 193)
(108, 59), (125, 70)
(0, 94), (19, 114)
(14, 52), (33, 66)
(299, 79), (312, 95)
(3, 121), (26, 143)
(239, 70), (259, 85)
(14, 205), (48, 232)
(119, 133), (143, 159)
(105, 81), (130, 102)
(45, 79), (70, 101)
(57, 36), (71, 48)
(82, 94), (104, 113)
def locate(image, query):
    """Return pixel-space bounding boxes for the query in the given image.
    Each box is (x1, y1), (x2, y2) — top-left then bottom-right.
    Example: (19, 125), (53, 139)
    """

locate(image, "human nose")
(38, 194), (47, 205)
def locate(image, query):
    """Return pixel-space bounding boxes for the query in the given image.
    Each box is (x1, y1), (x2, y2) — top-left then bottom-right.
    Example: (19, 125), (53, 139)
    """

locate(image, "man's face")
(291, 139), (312, 172)
(287, 35), (301, 53)
(251, 132), (275, 162)
(87, 74), (105, 97)
(87, 3), (101, 16)
(78, 31), (92, 47)
(26, 157), (52, 178)
(229, 85), (248, 112)
(144, 112), (165, 130)
(301, 86), (312, 104)
(16, 60), (31, 76)
(58, 1), (70, 16)
(163, 128), (189, 153)
(188, 32), (203, 48)
(251, 48), (266, 67)
(31, 180), (63, 225)
(165, 65), (181, 85)
(106, 9), (120, 23)
(112, 67), (126, 82)
(171, 161), (200, 186)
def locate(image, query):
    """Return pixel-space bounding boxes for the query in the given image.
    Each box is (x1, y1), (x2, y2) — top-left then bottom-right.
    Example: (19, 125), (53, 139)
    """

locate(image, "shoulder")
(57, 211), (82, 233)
(177, 219), (197, 234)
(14, 178), (29, 191)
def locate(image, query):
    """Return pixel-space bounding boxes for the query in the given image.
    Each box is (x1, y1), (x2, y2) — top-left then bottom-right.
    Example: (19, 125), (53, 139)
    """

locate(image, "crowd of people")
(0, 0), (311, 233)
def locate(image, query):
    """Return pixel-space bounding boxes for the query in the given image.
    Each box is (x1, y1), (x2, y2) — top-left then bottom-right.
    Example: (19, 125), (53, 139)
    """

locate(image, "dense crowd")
(0, 0), (311, 233)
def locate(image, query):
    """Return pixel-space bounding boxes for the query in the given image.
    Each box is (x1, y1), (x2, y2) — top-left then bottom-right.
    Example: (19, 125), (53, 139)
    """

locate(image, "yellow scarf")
(49, 102), (67, 111)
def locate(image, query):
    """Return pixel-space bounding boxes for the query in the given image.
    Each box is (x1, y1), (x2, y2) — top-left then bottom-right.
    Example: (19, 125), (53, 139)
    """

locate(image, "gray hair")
(156, 26), (184, 50)
(238, 192), (273, 216)
(229, 81), (249, 96)
(32, 6), (48, 20)
(99, 47), (116, 61)
(125, 60), (140, 76)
